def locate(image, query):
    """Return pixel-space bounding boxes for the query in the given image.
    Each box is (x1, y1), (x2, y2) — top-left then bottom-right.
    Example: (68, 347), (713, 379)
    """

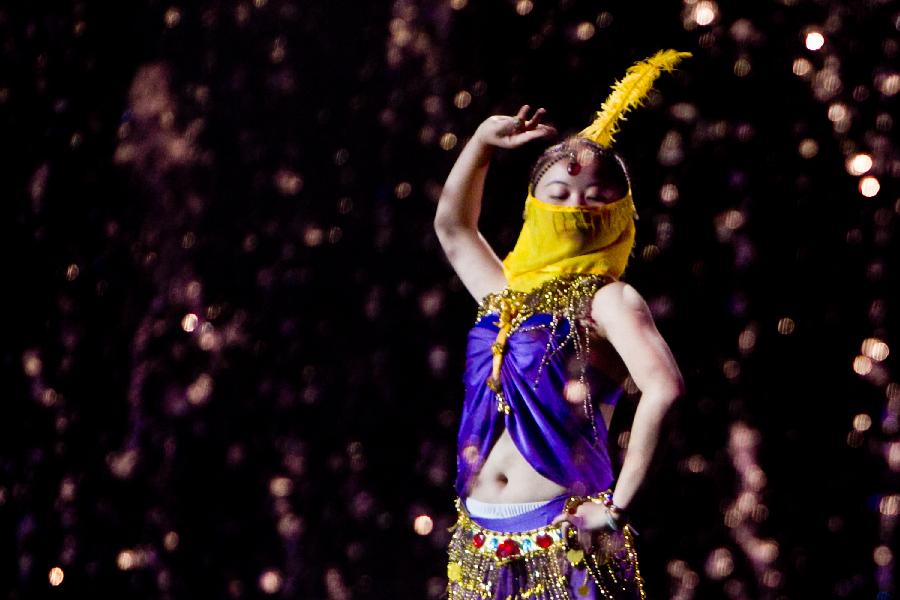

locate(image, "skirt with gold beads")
(445, 490), (646, 599)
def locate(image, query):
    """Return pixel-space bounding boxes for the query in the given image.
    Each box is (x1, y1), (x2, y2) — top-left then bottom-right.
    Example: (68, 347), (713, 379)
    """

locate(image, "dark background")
(2, 0), (897, 599)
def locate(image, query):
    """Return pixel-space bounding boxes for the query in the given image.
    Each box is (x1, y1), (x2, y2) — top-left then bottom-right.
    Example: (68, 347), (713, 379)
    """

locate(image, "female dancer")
(434, 50), (690, 598)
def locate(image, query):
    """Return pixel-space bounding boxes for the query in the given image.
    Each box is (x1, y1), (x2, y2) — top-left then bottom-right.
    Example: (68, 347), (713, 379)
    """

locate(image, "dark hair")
(528, 136), (631, 198)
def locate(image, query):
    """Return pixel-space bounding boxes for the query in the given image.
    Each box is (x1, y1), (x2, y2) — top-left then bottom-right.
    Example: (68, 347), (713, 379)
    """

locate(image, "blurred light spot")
(862, 338), (889, 361)
(164, 7), (181, 28)
(117, 549), (137, 570)
(454, 91), (472, 109)
(735, 122), (754, 140)
(515, 0), (533, 16)
(723, 360), (740, 380)
(108, 449), (139, 479)
(576, 22), (595, 41)
(705, 547), (734, 579)
(881, 495), (900, 516)
(198, 323), (219, 351)
(738, 325), (757, 353)
(877, 72), (900, 96)
(334, 148), (349, 166)
(641, 245), (660, 260)
(41, 388), (58, 407)
(395, 182), (412, 199)
(450, 0), (467, 9)
(776, 318), (794, 335)
(440, 132), (458, 150)
(419, 125), (436, 145)
(304, 225), (324, 246)
(847, 429), (863, 448)
(853, 355), (873, 375)
(888, 383), (900, 403)
(23, 350), (42, 377)
(658, 130), (683, 166)
(186, 280), (202, 301)
(419, 289), (443, 317)
(328, 226), (342, 244)
(717, 209), (745, 232)
(274, 169), (303, 195)
(733, 57), (751, 77)
(670, 102), (697, 122)
(686, 454), (707, 473)
(181, 313), (199, 332)
(269, 476), (293, 498)
(414, 514), (434, 535)
(66, 264), (79, 281)
(805, 31), (824, 51)
(814, 67), (843, 101)
(888, 442), (900, 471)
(259, 569), (283, 594)
(693, 1), (717, 26)
(762, 568), (782, 587)
(325, 567), (350, 600)
(270, 37), (286, 63)
(564, 380), (588, 404)
(792, 57), (812, 77)
(617, 431), (630, 449)
(278, 513), (302, 538)
(853, 413), (872, 431)
(187, 374), (213, 406)
(59, 477), (76, 501)
(660, 183), (679, 205)
(428, 346), (448, 375)
(164, 531), (179, 551)
(859, 176), (880, 197)
(827, 102), (850, 125)
(874, 546), (893, 567)
(423, 95), (441, 114)
(49, 567), (64, 586)
(846, 153), (873, 175)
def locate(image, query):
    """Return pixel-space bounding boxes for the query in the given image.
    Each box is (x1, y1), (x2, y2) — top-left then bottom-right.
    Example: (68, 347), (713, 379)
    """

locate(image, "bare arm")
(590, 281), (686, 511)
(434, 105), (556, 303)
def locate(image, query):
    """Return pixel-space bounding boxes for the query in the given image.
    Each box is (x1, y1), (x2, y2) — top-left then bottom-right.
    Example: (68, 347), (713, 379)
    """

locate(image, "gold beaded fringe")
(477, 273), (615, 444)
(446, 494), (646, 599)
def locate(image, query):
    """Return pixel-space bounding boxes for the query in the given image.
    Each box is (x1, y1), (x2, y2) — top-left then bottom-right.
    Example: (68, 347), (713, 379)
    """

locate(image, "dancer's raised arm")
(434, 105), (556, 302)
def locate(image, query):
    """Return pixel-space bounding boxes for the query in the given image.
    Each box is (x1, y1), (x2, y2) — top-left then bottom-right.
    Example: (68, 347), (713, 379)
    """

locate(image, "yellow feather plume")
(579, 49), (692, 148)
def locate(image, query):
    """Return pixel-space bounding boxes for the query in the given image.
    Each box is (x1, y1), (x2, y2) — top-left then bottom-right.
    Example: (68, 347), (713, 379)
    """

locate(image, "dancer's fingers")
(525, 107), (546, 129)
(515, 104), (531, 121)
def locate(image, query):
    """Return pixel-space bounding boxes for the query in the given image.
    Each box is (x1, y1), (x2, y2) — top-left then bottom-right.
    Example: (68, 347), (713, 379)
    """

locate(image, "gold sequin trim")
(475, 273), (615, 330)
(446, 491), (647, 599)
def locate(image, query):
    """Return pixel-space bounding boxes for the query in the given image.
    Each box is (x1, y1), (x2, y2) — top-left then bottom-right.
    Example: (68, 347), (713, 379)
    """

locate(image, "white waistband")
(464, 496), (554, 519)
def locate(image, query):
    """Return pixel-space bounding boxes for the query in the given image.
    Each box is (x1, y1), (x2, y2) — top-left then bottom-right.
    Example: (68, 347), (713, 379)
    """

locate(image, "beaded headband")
(528, 139), (630, 195)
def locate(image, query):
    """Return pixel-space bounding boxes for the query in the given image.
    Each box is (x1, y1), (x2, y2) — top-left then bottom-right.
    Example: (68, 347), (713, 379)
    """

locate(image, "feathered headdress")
(578, 49), (692, 148)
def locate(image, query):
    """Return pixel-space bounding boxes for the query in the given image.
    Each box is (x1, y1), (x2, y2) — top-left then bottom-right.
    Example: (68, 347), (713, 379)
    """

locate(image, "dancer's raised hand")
(474, 105), (557, 149)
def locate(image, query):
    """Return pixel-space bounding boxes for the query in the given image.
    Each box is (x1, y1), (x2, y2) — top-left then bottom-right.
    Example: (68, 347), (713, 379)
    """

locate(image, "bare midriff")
(466, 405), (615, 504)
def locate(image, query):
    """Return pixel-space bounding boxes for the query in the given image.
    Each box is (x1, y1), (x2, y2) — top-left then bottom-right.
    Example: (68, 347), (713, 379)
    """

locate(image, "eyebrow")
(544, 180), (605, 187)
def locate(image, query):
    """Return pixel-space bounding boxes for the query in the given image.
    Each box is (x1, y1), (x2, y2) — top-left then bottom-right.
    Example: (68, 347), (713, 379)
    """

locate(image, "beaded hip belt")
(446, 492), (646, 599)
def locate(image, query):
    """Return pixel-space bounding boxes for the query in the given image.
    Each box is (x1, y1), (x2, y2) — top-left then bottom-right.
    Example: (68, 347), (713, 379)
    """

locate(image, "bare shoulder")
(589, 280), (652, 337)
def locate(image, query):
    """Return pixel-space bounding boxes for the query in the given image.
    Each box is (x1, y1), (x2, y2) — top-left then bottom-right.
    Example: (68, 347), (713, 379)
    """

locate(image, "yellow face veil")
(501, 185), (638, 292)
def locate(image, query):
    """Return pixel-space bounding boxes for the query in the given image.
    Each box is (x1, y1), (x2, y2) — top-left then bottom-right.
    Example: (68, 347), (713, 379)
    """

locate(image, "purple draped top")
(455, 278), (625, 499)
